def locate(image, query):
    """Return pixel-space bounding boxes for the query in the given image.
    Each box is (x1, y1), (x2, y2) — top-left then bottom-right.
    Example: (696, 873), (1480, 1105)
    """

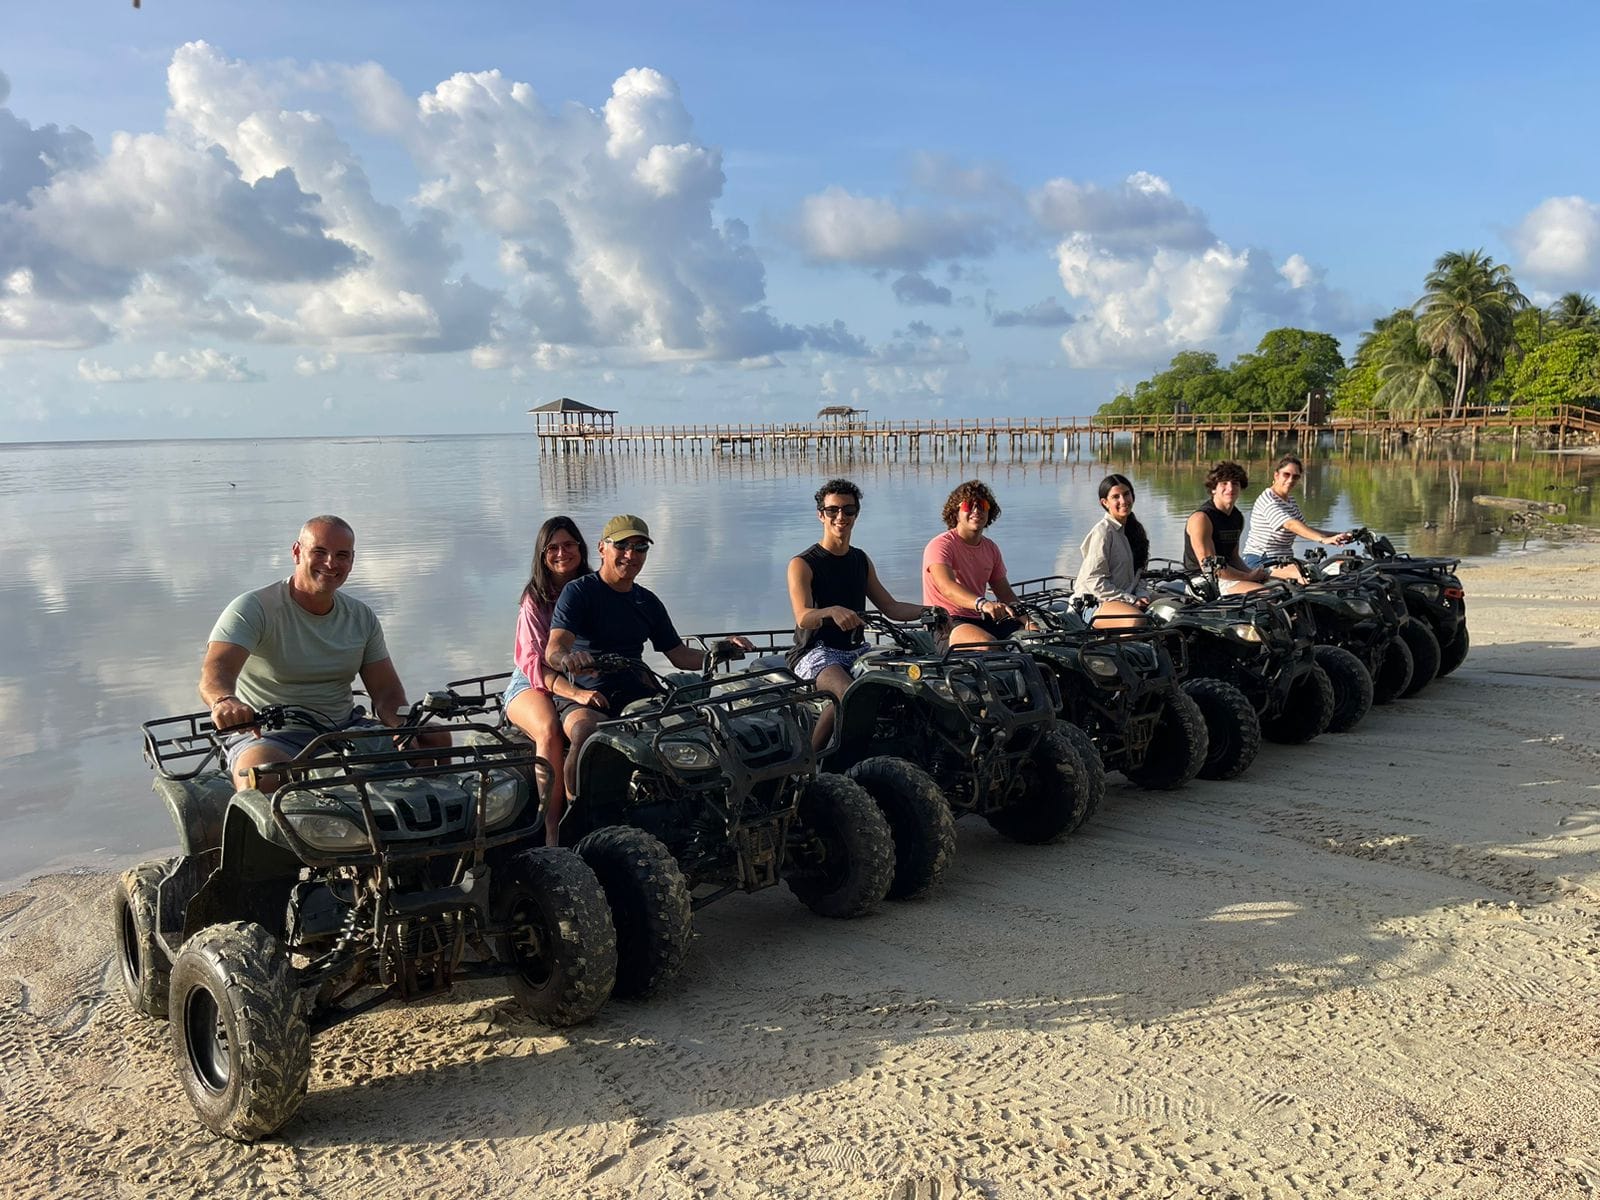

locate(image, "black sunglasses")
(608, 539), (651, 555)
(820, 504), (860, 518)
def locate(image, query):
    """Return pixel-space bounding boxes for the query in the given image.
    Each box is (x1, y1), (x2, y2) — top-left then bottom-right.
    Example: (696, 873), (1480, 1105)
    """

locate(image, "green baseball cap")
(601, 514), (652, 543)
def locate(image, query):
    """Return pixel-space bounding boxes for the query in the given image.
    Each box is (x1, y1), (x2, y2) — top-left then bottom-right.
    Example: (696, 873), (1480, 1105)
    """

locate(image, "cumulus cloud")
(1026, 172), (1347, 368)
(1509, 195), (1600, 290)
(792, 185), (998, 271)
(294, 352), (340, 376)
(76, 347), (262, 383)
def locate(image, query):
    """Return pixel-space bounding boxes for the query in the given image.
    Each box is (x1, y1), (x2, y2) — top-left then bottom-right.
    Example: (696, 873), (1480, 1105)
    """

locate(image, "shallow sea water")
(0, 433), (1593, 885)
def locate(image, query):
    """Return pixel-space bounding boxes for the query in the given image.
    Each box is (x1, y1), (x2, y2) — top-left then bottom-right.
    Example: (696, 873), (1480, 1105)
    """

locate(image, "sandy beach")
(3, 538), (1599, 1200)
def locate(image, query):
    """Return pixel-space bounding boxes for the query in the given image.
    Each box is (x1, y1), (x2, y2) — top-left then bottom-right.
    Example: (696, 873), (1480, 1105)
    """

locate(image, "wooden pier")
(531, 404), (1600, 458)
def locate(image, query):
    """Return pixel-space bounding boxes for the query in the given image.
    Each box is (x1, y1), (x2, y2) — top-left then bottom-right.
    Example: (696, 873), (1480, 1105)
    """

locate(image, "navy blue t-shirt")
(551, 573), (683, 690)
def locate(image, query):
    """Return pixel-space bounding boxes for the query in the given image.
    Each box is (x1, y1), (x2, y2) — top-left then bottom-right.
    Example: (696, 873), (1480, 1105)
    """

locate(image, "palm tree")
(1550, 291), (1600, 332)
(1374, 316), (1451, 418)
(1415, 250), (1529, 418)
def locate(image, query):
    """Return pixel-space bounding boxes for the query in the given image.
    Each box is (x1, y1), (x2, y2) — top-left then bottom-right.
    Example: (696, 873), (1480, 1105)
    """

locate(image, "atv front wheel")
(114, 858), (173, 1019)
(1314, 645), (1375, 733)
(1183, 677), (1261, 781)
(1261, 663), (1335, 744)
(1121, 688), (1208, 791)
(986, 727), (1091, 842)
(499, 848), (618, 1024)
(576, 827), (691, 999)
(845, 757), (955, 901)
(1437, 625), (1470, 677)
(168, 922), (309, 1142)
(1371, 635), (1414, 705)
(786, 773), (894, 918)
(1398, 617), (1441, 698)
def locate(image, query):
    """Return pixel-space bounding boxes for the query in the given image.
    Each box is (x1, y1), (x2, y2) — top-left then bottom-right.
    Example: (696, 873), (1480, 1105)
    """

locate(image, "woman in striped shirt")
(1242, 455), (1351, 580)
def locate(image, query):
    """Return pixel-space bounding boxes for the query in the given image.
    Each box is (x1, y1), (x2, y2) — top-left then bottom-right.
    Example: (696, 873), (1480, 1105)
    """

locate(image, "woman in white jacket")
(1075, 473), (1152, 628)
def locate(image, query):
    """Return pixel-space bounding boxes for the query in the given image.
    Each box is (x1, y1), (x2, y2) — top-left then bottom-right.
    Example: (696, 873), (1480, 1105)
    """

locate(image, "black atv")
(1142, 557), (1336, 746)
(1341, 527), (1469, 683)
(1294, 546), (1423, 706)
(116, 697), (617, 1142)
(449, 648), (895, 1002)
(695, 611), (1101, 848)
(1009, 576), (1259, 784)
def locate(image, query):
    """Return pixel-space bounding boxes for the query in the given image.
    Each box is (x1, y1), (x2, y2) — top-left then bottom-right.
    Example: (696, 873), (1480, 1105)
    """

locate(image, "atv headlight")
(1083, 653), (1121, 679)
(1228, 622), (1265, 643)
(1345, 598), (1374, 617)
(483, 774), (525, 829)
(285, 812), (369, 852)
(660, 738), (717, 771)
(1409, 583), (1441, 601)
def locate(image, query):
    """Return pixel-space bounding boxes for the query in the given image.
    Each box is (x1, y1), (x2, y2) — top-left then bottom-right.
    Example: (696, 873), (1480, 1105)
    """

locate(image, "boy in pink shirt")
(922, 480), (1025, 647)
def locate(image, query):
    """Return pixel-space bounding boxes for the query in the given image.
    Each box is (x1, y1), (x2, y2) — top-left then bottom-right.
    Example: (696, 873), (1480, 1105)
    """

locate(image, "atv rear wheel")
(1261, 662), (1335, 744)
(786, 773), (894, 918)
(1051, 722), (1106, 825)
(1121, 687), (1207, 791)
(1437, 625), (1470, 677)
(1183, 678), (1261, 781)
(114, 858), (173, 1019)
(1398, 617), (1441, 698)
(576, 826), (691, 999)
(986, 727), (1091, 842)
(1314, 645), (1374, 733)
(168, 921), (309, 1142)
(845, 757), (955, 901)
(499, 848), (618, 1024)
(1371, 635), (1414, 705)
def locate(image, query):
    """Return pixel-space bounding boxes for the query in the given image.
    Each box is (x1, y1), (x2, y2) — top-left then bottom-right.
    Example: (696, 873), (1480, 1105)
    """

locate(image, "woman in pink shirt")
(504, 515), (599, 845)
(922, 480), (1025, 647)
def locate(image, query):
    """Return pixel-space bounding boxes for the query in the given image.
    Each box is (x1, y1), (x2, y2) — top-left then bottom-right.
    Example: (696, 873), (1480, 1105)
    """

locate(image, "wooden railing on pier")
(533, 403), (1600, 454)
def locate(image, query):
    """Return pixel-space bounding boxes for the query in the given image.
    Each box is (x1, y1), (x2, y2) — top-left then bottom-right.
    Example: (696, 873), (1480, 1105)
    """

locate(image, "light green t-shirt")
(208, 579), (390, 721)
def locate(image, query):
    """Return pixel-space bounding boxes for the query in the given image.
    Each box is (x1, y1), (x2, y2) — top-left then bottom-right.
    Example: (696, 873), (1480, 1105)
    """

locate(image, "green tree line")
(1096, 251), (1600, 421)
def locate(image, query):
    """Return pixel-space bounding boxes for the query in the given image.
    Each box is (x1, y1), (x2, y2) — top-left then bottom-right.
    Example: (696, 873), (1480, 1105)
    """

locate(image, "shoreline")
(3, 540), (1599, 1197)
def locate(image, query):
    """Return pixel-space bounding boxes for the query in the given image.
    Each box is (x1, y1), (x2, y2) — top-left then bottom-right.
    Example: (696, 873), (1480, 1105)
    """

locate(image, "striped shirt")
(1242, 488), (1305, 559)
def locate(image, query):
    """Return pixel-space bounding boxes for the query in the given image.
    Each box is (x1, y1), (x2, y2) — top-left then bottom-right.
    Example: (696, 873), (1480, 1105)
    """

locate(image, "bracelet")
(974, 597), (987, 615)
(211, 695), (236, 709)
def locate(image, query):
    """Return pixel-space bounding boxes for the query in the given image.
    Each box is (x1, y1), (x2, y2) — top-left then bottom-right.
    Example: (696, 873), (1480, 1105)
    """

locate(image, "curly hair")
(940, 479), (1001, 529)
(1203, 460), (1249, 493)
(813, 478), (862, 509)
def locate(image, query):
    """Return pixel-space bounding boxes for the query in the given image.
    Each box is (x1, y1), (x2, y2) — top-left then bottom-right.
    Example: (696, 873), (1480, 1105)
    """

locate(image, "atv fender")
(152, 772), (235, 857)
(181, 800), (304, 940)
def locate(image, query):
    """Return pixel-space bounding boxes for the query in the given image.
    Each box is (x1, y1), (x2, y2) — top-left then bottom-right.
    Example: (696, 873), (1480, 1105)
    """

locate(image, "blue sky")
(3, 1), (1597, 441)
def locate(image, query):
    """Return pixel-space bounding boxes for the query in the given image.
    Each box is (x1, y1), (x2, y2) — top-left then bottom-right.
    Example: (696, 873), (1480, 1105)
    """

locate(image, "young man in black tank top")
(1184, 460), (1271, 595)
(787, 478), (930, 749)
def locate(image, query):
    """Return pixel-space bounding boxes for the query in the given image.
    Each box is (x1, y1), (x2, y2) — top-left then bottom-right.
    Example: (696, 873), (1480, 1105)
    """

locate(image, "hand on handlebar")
(980, 599), (1016, 622)
(560, 649), (596, 675)
(210, 696), (257, 732)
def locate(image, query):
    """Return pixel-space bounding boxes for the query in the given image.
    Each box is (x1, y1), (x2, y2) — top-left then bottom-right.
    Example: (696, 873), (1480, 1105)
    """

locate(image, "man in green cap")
(544, 514), (753, 795)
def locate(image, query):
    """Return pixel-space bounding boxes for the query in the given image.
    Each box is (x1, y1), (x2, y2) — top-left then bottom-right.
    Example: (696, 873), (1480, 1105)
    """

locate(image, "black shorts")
(949, 614), (1024, 641)
(550, 672), (660, 722)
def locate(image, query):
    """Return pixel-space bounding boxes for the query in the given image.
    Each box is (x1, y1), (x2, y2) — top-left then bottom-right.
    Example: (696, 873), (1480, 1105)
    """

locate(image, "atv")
(1008, 576), (1258, 784)
(448, 648), (895, 1002)
(698, 612), (1102, 847)
(1335, 528), (1469, 683)
(116, 697), (617, 1142)
(1141, 557), (1336, 746)
(1293, 546), (1425, 706)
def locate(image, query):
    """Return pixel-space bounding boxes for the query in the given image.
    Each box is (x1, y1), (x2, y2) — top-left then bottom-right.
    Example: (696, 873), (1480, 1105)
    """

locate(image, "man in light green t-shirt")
(199, 515), (446, 790)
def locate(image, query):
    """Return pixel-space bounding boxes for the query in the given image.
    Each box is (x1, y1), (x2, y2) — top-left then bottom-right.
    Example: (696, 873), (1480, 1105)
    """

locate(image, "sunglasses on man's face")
(960, 499), (990, 514)
(820, 504), (860, 518)
(609, 539), (651, 556)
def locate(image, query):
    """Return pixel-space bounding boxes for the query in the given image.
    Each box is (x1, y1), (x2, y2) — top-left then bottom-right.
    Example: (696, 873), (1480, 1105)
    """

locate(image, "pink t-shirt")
(513, 593), (554, 692)
(922, 529), (1008, 618)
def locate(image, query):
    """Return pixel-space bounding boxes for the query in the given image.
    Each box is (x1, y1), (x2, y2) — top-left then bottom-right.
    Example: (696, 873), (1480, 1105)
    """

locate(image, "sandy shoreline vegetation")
(3, 542), (1599, 1199)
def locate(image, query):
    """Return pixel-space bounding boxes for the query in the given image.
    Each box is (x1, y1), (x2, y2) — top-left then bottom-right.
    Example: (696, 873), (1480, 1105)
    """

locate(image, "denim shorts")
(503, 666), (536, 708)
(1242, 552), (1265, 569)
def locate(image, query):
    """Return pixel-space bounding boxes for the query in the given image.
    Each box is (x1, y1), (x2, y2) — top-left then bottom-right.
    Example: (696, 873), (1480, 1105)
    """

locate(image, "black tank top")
(1183, 501), (1244, 573)
(797, 543), (868, 650)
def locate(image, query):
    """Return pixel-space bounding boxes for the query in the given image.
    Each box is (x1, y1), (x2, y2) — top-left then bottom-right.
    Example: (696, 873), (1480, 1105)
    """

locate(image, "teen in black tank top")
(795, 543), (868, 650)
(1183, 500), (1244, 573)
